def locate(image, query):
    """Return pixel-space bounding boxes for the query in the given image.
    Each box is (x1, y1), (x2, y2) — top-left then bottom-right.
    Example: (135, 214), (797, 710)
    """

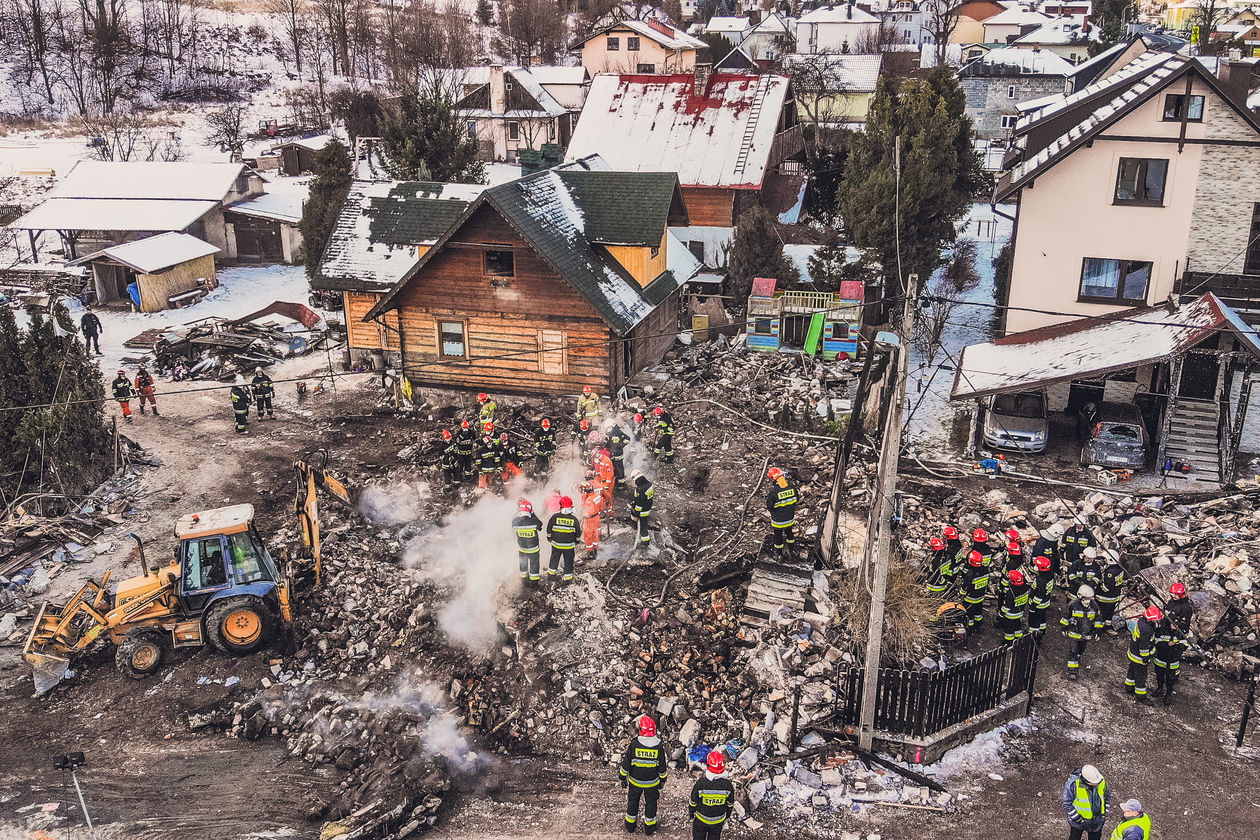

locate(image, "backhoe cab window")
(185, 538), (228, 590)
(226, 530), (272, 584)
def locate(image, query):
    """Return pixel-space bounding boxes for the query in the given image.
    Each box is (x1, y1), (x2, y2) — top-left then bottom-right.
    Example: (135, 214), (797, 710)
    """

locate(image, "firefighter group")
(620, 715), (734, 840)
(111, 365), (276, 433)
(923, 516), (1192, 706)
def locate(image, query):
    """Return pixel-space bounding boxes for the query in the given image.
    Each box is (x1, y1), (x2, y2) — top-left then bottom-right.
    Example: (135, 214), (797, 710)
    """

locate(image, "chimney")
(1218, 59), (1253, 108)
(489, 64), (507, 113)
(694, 62), (713, 92)
(846, 0), (853, 20)
(749, 9), (762, 25)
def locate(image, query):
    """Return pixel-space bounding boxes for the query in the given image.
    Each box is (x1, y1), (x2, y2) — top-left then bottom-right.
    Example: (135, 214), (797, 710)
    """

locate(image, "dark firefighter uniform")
(1061, 596), (1096, 675)
(230, 381), (252, 433)
(654, 410), (675, 462)
(1028, 568), (1056, 634)
(1095, 560), (1126, 631)
(631, 475), (655, 546)
(477, 437), (500, 489)
(1066, 557), (1102, 596)
(689, 775), (735, 840)
(945, 537), (964, 564)
(441, 441), (460, 490)
(969, 538), (994, 569)
(997, 577), (1030, 642)
(925, 548), (955, 596)
(1061, 525), (1098, 568)
(1153, 617), (1188, 706)
(959, 561), (990, 629)
(1126, 616), (1157, 700)
(766, 480), (799, 552)
(252, 371), (275, 418)
(1166, 594), (1194, 637)
(534, 422), (557, 476)
(620, 737), (668, 833)
(608, 425), (628, 485)
(456, 425), (477, 479)
(111, 373), (136, 421)
(1030, 535), (1062, 576)
(513, 510), (544, 583)
(546, 509), (579, 580)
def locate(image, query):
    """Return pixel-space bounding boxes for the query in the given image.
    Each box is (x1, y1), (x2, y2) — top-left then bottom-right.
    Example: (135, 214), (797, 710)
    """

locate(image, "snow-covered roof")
(566, 72), (793, 189)
(48, 160), (245, 201)
(1013, 16), (1091, 45)
(227, 192), (304, 224)
(278, 135), (332, 152)
(983, 7), (1052, 26)
(79, 232), (219, 274)
(998, 52), (1184, 197)
(578, 19), (706, 50)
(455, 66), (581, 117)
(8, 197), (219, 232)
(707, 15), (752, 34)
(317, 180), (486, 292)
(951, 294), (1260, 400)
(782, 53), (884, 90)
(799, 5), (881, 24)
(967, 46), (1076, 74)
(667, 229), (703, 283)
(529, 66), (589, 86)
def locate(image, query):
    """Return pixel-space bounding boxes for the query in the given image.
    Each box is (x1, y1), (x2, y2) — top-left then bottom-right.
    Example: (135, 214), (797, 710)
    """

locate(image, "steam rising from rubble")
(397, 453), (591, 651)
(360, 481), (432, 527)
(351, 675), (490, 776)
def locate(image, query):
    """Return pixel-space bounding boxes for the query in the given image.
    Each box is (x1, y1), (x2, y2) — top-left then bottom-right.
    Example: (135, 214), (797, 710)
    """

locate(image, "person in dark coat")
(81, 306), (103, 355)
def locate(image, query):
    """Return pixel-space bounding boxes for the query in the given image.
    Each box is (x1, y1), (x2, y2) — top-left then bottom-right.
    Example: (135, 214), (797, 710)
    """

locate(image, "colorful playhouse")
(745, 277), (863, 359)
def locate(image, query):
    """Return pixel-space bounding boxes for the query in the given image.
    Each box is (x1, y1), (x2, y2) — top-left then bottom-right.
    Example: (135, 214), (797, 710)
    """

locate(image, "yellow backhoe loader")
(23, 452), (353, 695)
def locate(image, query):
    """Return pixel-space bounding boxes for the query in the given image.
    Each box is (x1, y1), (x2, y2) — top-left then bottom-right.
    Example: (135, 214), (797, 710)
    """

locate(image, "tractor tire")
(205, 596), (275, 655)
(115, 629), (166, 679)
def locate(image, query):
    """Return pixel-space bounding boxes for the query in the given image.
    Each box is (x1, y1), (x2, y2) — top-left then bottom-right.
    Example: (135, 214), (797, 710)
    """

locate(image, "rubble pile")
(652, 336), (857, 427)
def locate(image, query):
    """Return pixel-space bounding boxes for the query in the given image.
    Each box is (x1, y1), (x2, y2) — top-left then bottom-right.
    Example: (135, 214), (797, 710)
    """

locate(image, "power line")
(0, 294), (902, 414)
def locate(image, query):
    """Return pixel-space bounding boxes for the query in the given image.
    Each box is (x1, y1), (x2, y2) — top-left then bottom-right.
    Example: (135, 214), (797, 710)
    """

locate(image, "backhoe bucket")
(23, 598), (106, 695)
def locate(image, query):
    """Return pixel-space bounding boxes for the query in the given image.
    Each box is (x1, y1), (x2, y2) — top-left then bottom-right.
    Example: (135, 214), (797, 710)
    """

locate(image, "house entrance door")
(1179, 352), (1220, 402)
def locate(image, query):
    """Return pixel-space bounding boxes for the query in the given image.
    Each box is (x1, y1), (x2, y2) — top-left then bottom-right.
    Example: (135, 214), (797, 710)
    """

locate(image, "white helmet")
(1080, 764), (1103, 785)
(1084, 546), (1098, 559)
(234, 374), (246, 385)
(1077, 585), (1095, 599)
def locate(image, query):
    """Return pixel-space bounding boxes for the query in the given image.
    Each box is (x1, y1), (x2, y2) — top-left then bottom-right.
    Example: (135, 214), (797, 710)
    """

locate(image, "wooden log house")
(316, 157), (693, 394)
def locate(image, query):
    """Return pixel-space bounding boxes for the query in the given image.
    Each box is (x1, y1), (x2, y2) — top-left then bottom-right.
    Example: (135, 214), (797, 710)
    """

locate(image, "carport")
(949, 293), (1260, 486)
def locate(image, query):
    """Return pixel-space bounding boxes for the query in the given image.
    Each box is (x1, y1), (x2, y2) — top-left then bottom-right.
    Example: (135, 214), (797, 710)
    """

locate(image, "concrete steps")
(1163, 399), (1221, 483)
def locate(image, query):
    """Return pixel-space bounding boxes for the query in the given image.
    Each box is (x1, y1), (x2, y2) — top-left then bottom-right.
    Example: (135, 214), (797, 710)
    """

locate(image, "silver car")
(981, 391), (1049, 453)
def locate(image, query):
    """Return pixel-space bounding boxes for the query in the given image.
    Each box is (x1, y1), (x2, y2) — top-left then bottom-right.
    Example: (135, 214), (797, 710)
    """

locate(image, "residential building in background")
(575, 18), (707, 75)
(961, 47), (1074, 139)
(454, 66), (589, 164)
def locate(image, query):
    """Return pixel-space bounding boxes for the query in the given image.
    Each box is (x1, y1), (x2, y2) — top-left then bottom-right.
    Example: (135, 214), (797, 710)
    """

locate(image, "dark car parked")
(1078, 401), (1150, 469)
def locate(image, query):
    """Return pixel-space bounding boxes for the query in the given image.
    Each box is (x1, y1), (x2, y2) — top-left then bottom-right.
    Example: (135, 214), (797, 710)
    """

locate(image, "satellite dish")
(289, 336), (308, 355)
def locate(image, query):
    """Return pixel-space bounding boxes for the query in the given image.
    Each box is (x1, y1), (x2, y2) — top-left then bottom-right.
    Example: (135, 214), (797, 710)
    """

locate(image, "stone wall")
(1185, 101), (1260, 272)
(962, 74), (1065, 140)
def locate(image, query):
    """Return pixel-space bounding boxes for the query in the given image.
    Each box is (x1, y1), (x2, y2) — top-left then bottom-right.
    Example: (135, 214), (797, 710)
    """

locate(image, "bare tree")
(499, 0), (566, 65)
(786, 52), (853, 157)
(314, 0), (351, 76)
(7, 0), (61, 105)
(266, 0), (306, 76)
(81, 111), (183, 160)
(383, 2), (478, 91)
(852, 20), (903, 55)
(921, 0), (961, 68)
(203, 102), (245, 154)
(79, 0), (135, 113)
(1192, 0), (1228, 53)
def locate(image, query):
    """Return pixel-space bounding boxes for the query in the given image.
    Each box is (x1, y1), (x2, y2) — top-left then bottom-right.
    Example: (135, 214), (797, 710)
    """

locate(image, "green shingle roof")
(553, 170), (680, 247)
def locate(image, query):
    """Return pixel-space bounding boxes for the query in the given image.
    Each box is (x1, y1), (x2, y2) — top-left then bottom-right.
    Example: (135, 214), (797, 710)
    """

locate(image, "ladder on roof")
(732, 75), (769, 179)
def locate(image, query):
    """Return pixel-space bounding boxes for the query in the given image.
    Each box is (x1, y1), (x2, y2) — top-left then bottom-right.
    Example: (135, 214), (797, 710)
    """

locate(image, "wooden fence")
(832, 636), (1040, 739)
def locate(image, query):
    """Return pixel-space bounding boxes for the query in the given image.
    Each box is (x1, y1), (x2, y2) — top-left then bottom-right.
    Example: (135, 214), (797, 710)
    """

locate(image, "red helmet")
(477, 393), (488, 402)
(1008, 570), (1025, 586)
(1170, 582), (1187, 598)
(1034, 556), (1052, 572)
(441, 429), (452, 441)
(484, 422), (494, 433)
(500, 432), (508, 441)
(943, 526), (959, 540)
(968, 550), (984, 567)
(461, 420), (470, 429)
(580, 419), (590, 431)
(768, 467), (784, 481)
(653, 406), (664, 416)
(559, 495), (573, 509)
(706, 751), (726, 774)
(518, 499), (533, 512)
(541, 418), (551, 430)
(583, 385), (592, 395)
(117, 369), (127, 376)
(638, 716), (657, 737)
(634, 412), (644, 422)
(1145, 605), (1164, 622)
(1007, 541), (1022, 555)
(929, 537), (945, 551)
(973, 528), (988, 542)
(1004, 528), (1021, 542)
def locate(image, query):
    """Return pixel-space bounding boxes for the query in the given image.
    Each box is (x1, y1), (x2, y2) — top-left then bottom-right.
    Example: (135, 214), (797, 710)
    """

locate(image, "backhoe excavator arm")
(293, 449), (356, 586)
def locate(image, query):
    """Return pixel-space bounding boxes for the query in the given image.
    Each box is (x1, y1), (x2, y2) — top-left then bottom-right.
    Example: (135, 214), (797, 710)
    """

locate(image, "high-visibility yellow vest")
(1072, 778), (1106, 821)
(1109, 813), (1150, 840)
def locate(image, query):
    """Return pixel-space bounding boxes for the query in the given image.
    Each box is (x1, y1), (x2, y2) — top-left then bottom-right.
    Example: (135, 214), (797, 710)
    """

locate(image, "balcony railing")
(1176, 271), (1260, 311)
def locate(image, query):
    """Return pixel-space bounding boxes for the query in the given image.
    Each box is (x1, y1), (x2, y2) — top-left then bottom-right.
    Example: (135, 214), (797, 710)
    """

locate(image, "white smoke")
(349, 674), (491, 776)
(399, 455), (591, 651)
(359, 481), (431, 527)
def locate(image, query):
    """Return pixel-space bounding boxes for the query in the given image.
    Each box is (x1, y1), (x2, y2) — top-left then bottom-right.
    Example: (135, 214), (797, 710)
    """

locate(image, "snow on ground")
(44, 263), (314, 372)
(922, 718), (1034, 781)
(905, 202), (1013, 452)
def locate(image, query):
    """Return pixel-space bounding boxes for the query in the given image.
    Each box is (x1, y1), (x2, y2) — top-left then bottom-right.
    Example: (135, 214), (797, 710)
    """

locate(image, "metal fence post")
(1238, 674), (1258, 750)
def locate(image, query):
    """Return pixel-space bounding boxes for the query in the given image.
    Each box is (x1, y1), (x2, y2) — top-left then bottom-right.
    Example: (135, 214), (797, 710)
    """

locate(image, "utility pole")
(857, 133), (918, 752)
